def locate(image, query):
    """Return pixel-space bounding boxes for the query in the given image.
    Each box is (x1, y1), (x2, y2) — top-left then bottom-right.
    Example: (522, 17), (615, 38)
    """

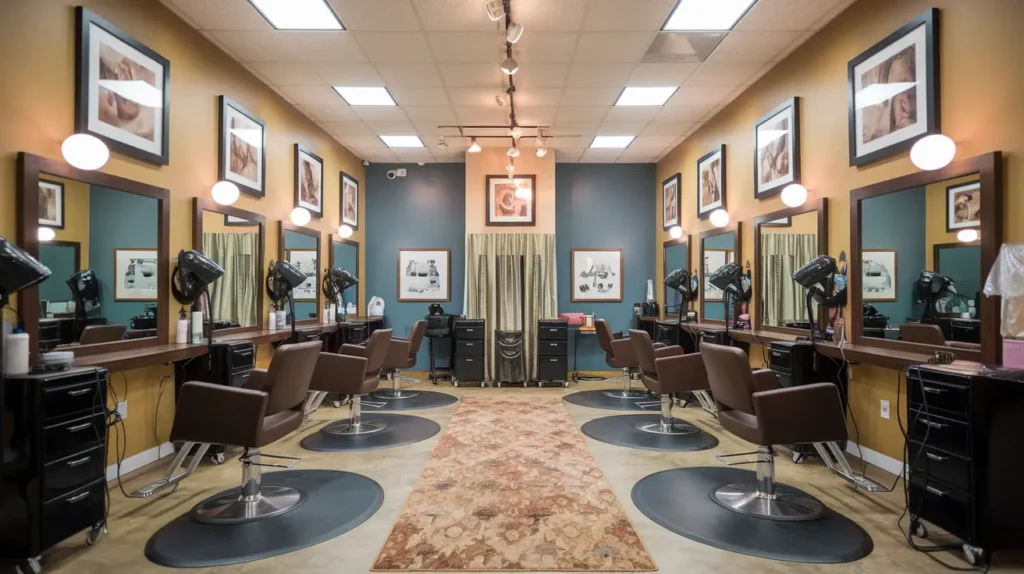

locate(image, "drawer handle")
(925, 485), (947, 497)
(922, 386), (947, 394)
(923, 420), (947, 430)
(465, 359), (473, 362)
(67, 388), (92, 397)
(67, 455), (93, 467)
(66, 422), (92, 432)
(925, 452), (947, 462)
(66, 491), (92, 504)
(466, 343), (474, 346)
(465, 329), (474, 332)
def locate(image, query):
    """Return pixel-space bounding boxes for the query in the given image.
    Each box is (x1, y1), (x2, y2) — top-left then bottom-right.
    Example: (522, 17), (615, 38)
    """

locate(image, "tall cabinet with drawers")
(453, 318), (485, 386)
(537, 319), (569, 387)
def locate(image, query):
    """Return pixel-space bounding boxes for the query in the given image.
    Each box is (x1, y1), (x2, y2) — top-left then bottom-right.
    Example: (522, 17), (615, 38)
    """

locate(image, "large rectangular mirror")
(700, 224), (742, 323)
(19, 153), (169, 358)
(754, 199), (828, 334)
(279, 222), (320, 325)
(329, 236), (359, 317)
(192, 198), (264, 333)
(852, 152), (1002, 362)
(662, 236), (690, 320)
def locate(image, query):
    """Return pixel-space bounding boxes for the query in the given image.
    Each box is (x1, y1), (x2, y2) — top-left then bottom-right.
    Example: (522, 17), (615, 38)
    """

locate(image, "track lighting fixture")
(436, 136), (449, 151)
(495, 93), (507, 107)
(506, 22), (524, 44)
(485, 0), (504, 21)
(468, 137), (481, 153)
(507, 144), (520, 158)
(500, 56), (519, 75)
(509, 125), (522, 140)
(536, 134), (548, 157)
(536, 147), (547, 158)
(506, 160), (515, 177)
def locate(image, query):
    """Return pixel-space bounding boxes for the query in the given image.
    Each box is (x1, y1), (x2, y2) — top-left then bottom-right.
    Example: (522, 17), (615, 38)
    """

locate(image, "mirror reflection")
(860, 173), (982, 347)
(702, 231), (736, 322)
(200, 210), (259, 329)
(332, 240), (358, 316)
(37, 174), (159, 348)
(760, 211), (819, 330)
(663, 242), (688, 317)
(282, 228), (319, 323)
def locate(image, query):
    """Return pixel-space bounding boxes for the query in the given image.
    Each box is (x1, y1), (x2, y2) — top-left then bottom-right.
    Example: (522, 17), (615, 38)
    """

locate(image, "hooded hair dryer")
(266, 259), (307, 340)
(665, 268), (697, 323)
(708, 262), (745, 333)
(322, 267), (358, 321)
(792, 255), (838, 341)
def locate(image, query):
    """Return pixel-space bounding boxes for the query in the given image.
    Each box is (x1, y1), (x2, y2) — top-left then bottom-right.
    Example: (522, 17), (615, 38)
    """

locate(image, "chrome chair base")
(632, 420), (700, 435)
(322, 419), (388, 435)
(374, 389), (421, 400)
(604, 389), (650, 399)
(190, 486), (306, 525)
(711, 483), (824, 521)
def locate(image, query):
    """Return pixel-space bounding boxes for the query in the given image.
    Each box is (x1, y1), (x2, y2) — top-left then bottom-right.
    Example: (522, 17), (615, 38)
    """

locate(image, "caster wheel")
(910, 519), (928, 539)
(85, 523), (106, 546)
(17, 557), (42, 574)
(962, 544), (985, 566)
(332, 400), (343, 408)
(792, 452), (806, 464)
(563, 381), (569, 388)
(211, 452), (226, 465)
(523, 382), (528, 388)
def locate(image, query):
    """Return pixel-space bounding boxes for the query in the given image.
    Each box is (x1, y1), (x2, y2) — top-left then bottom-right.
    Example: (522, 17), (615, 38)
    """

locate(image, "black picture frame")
(696, 145), (726, 219)
(223, 214), (256, 227)
(847, 8), (939, 167)
(74, 7), (171, 166)
(341, 171), (359, 230)
(38, 179), (65, 229)
(294, 144), (325, 219)
(219, 96), (266, 198)
(753, 97), (800, 199)
(946, 180), (982, 232)
(662, 173), (681, 231)
(486, 175), (537, 227)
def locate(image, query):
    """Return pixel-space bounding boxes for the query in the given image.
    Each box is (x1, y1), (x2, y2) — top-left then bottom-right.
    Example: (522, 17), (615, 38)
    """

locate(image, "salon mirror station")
(280, 225), (320, 324)
(331, 238), (359, 319)
(701, 229), (738, 324)
(198, 209), (260, 331)
(756, 202), (828, 334)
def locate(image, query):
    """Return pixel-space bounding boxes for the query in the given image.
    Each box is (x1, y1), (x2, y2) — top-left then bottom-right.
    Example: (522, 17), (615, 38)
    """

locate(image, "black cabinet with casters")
(452, 319), (485, 386)
(1, 367), (109, 572)
(537, 319), (568, 387)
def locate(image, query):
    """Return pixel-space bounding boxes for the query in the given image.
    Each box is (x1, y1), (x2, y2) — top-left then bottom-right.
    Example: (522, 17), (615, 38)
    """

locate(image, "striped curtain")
(202, 232), (259, 327)
(761, 233), (817, 326)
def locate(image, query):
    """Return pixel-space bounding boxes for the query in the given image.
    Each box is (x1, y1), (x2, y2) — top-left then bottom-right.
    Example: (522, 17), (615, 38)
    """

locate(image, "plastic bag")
(367, 296), (385, 317)
(982, 244), (1024, 337)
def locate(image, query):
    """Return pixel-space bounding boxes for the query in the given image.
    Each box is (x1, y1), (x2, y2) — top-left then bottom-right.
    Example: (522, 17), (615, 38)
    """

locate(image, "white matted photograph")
(294, 145), (324, 218)
(572, 249), (622, 303)
(114, 249), (158, 301)
(39, 180), (64, 228)
(398, 248), (450, 302)
(754, 98), (800, 199)
(486, 175), (536, 226)
(286, 249), (319, 301)
(697, 145), (726, 218)
(703, 249), (735, 302)
(220, 96), (265, 197)
(342, 172), (359, 229)
(662, 173), (680, 230)
(863, 249), (898, 302)
(947, 181), (981, 231)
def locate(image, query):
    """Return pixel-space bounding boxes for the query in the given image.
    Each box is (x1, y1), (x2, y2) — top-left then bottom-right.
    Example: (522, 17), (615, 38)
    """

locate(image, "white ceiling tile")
(350, 107), (410, 122)
(416, 123), (463, 136)
(366, 120), (417, 134)
(616, 157), (656, 163)
(555, 147), (585, 157)
(704, 31), (802, 63)
(618, 145), (661, 157)
(439, 64), (503, 87)
(556, 106), (610, 122)
(581, 148), (623, 161)
(515, 33), (580, 63)
(549, 123), (601, 136)
(515, 106), (558, 125)
(684, 62), (764, 87)
(512, 89), (563, 107)
(354, 32), (433, 62)
(573, 32), (655, 63)
(627, 63), (700, 86)
(513, 0), (588, 32)
(269, 84), (294, 103)
(402, 106), (458, 122)
(582, 0), (676, 31)
(277, 85), (344, 106)
(206, 30), (298, 62)
(560, 87), (622, 106)
(247, 62), (325, 86)
(388, 87), (451, 106)
(313, 63), (383, 85)
(603, 107), (660, 123)
(397, 148), (436, 160)
(446, 88), (498, 107)
(654, 104), (714, 121)
(565, 63), (634, 88)
(513, 64), (571, 88)
(328, 0), (421, 31)
(597, 121), (649, 135)
(631, 135), (679, 148)
(340, 136), (391, 148)
(279, 31), (368, 63)
(476, 137), (512, 148)
(455, 106), (509, 124)
(641, 121), (696, 136)
(321, 121), (377, 137)
(376, 63), (445, 87)
(667, 86), (737, 106)
(734, 0), (843, 31)
(428, 33), (502, 63)
(301, 104), (359, 122)
(352, 143), (396, 156)
(162, 0), (271, 31)
(414, 0), (499, 31)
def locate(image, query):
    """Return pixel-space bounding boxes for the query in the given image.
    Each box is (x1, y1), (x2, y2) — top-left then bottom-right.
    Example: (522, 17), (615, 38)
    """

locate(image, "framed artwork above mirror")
(754, 97), (800, 199)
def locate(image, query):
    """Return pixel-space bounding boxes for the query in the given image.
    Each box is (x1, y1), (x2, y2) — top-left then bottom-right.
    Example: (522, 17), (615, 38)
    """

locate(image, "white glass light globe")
(38, 227), (56, 242)
(338, 224), (354, 238)
(910, 134), (956, 171)
(781, 183), (808, 207)
(61, 134), (109, 171)
(290, 207), (311, 226)
(211, 181), (240, 206)
(669, 226), (683, 239)
(709, 209), (730, 228)
(957, 229), (979, 243)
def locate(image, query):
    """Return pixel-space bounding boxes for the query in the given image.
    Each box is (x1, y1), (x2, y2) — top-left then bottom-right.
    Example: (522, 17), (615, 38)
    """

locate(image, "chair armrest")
(752, 383), (847, 445)
(309, 353), (369, 393)
(654, 345), (685, 358)
(751, 369), (781, 392)
(340, 344), (370, 358)
(171, 381), (268, 446)
(385, 339), (412, 367)
(609, 338), (636, 363)
(654, 354), (707, 390)
(242, 368), (269, 391)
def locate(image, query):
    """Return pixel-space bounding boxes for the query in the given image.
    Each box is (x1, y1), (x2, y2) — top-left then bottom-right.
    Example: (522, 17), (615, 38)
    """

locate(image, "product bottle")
(176, 307), (189, 344)
(268, 304), (277, 330)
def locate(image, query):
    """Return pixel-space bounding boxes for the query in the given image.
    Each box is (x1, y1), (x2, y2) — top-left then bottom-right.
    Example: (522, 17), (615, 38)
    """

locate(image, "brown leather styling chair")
(900, 323), (979, 350)
(57, 324), (127, 347)
(595, 320), (649, 399)
(628, 329), (708, 435)
(375, 320), (427, 400)
(308, 329), (392, 435)
(701, 342), (847, 521)
(130, 341), (323, 524)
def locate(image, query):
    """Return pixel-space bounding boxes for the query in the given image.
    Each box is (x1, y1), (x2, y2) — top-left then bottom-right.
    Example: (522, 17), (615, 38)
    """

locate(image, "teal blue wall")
(862, 188), (926, 323)
(333, 240), (359, 312)
(365, 164), (466, 370)
(38, 243), (78, 304)
(283, 229), (318, 321)
(556, 164), (656, 371)
(937, 244), (981, 304)
(88, 186), (157, 327)
(702, 232), (736, 321)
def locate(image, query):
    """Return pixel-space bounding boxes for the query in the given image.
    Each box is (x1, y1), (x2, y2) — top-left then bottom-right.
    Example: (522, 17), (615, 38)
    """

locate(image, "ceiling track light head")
(500, 56), (519, 75)
(436, 136), (449, 151)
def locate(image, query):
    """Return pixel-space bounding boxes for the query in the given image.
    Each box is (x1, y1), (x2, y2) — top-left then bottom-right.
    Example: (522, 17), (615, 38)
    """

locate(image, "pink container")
(1003, 339), (1024, 369)
(559, 313), (585, 325)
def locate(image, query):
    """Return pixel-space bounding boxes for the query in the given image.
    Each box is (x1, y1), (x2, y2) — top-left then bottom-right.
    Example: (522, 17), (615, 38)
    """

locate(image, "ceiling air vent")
(643, 32), (727, 63)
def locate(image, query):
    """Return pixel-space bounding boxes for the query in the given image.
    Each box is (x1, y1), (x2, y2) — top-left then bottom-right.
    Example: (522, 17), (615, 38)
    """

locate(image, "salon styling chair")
(64, 324), (127, 345)
(129, 342), (323, 522)
(374, 320), (427, 399)
(628, 330), (708, 435)
(306, 329), (392, 434)
(595, 320), (649, 400)
(899, 323), (978, 350)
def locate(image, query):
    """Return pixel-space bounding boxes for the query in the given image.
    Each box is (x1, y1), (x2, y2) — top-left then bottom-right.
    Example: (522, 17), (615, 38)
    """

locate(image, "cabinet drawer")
(908, 475), (972, 542)
(454, 357), (485, 381)
(908, 377), (969, 418)
(538, 324), (567, 341)
(44, 446), (106, 503)
(455, 325), (484, 340)
(42, 380), (102, 421)
(537, 356), (568, 381)
(41, 479), (106, 550)
(44, 413), (106, 464)
(909, 410), (969, 457)
(909, 441), (970, 492)
(456, 340), (484, 356)
(228, 344), (256, 370)
(538, 340), (567, 357)
(229, 370), (253, 388)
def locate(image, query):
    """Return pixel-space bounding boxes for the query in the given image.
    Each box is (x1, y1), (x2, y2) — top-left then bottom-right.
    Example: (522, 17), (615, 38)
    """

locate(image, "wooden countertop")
(72, 344), (209, 372)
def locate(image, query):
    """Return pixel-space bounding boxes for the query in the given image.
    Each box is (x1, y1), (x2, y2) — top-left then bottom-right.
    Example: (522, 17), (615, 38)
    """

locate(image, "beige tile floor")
(40, 381), (1023, 573)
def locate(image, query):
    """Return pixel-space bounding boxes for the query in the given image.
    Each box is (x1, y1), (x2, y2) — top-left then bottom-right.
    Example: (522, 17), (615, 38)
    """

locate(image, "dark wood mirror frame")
(851, 151), (1003, 363)
(662, 235), (692, 319)
(17, 152), (170, 360)
(191, 197), (266, 335)
(328, 235), (361, 315)
(753, 198), (829, 335)
(278, 221), (321, 325)
(699, 222), (743, 325)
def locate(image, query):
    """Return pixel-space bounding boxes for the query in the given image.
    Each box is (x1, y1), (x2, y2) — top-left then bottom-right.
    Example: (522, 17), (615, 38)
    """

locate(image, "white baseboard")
(845, 441), (905, 477)
(106, 442), (174, 482)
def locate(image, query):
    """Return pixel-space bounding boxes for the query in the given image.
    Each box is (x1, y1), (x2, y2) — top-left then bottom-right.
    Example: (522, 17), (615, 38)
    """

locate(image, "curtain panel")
(202, 232), (259, 328)
(760, 232), (817, 326)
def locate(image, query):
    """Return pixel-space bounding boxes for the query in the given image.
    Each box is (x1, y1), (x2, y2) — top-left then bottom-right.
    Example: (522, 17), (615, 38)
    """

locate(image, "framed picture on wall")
(39, 180), (65, 229)
(571, 249), (622, 303)
(947, 181), (981, 231)
(848, 9), (939, 167)
(114, 248), (158, 301)
(219, 96), (266, 198)
(295, 145), (324, 218)
(341, 172), (359, 229)
(703, 249), (735, 302)
(662, 173), (681, 230)
(224, 214), (254, 227)
(486, 175), (536, 226)
(398, 248), (450, 302)
(754, 97), (800, 199)
(74, 7), (170, 166)
(697, 145), (726, 219)
(286, 248), (318, 301)
(863, 249), (898, 302)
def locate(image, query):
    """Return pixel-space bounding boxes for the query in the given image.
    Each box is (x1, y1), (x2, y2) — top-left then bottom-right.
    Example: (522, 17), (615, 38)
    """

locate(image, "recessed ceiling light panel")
(590, 136), (636, 149)
(615, 87), (679, 106)
(380, 135), (424, 148)
(333, 87), (396, 106)
(662, 0), (756, 31)
(247, 0), (344, 30)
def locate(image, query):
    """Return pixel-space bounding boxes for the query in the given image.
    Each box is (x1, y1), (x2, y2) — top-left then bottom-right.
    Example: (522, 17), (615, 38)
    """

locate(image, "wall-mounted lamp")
(338, 224), (354, 238)
(669, 225), (683, 239)
(957, 229), (979, 243)
(61, 134), (109, 171)
(37, 227), (56, 242)
(709, 209), (730, 228)
(290, 207), (311, 226)
(910, 134), (956, 171)
(211, 181), (240, 206)
(780, 183), (808, 207)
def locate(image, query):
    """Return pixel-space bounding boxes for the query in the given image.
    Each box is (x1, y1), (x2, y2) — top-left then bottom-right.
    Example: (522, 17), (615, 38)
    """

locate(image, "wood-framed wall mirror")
(17, 152), (170, 359)
(278, 221), (321, 325)
(191, 198), (265, 336)
(662, 235), (692, 321)
(851, 152), (1003, 363)
(753, 198), (829, 335)
(328, 236), (360, 318)
(699, 223), (742, 325)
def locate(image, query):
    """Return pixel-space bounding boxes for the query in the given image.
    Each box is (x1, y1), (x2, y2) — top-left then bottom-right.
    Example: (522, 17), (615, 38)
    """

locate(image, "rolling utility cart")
(452, 318), (486, 386)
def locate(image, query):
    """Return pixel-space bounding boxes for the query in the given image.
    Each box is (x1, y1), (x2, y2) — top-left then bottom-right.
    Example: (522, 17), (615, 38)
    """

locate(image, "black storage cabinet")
(1, 367), (109, 566)
(453, 318), (485, 385)
(537, 319), (568, 387)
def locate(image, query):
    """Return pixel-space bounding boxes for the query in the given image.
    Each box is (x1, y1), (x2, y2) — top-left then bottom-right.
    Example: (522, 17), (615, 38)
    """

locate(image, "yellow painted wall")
(465, 148), (556, 234)
(0, 0), (367, 463)
(656, 0), (1024, 461)
(924, 174), (980, 269)
(47, 176), (90, 268)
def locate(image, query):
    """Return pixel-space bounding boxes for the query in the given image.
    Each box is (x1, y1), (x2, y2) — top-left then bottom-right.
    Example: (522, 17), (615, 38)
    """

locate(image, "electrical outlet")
(880, 399), (890, 420)
(117, 400), (128, 420)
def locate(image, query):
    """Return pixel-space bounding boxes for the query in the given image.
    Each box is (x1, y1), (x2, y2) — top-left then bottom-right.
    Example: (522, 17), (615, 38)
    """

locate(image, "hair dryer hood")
(916, 270), (954, 301)
(275, 259), (307, 290)
(0, 237), (51, 298)
(665, 268), (696, 301)
(708, 262), (743, 295)
(67, 268), (100, 302)
(172, 250), (225, 305)
(793, 255), (837, 289)
(329, 267), (358, 292)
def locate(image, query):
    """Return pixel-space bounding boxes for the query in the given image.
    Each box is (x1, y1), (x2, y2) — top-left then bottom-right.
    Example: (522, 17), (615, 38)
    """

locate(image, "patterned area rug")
(372, 397), (657, 572)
